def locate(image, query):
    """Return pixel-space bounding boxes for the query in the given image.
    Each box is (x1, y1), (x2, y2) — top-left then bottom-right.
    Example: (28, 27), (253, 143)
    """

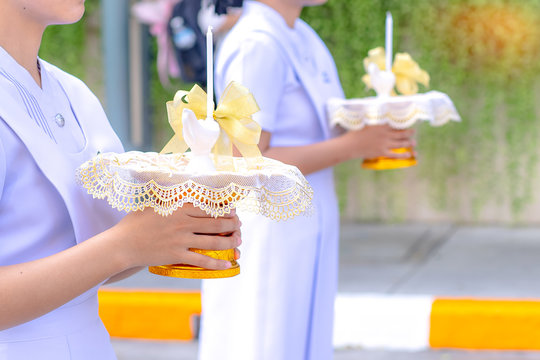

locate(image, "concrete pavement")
(112, 339), (540, 360)
(111, 223), (540, 297)
(106, 223), (540, 358)
(337, 223), (540, 297)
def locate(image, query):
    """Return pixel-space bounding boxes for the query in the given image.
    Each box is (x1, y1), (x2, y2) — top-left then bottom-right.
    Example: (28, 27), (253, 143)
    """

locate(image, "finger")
(376, 124), (392, 131)
(221, 208), (237, 218)
(185, 232), (241, 250)
(234, 248), (241, 260)
(390, 139), (416, 149)
(402, 128), (416, 137)
(191, 208), (238, 219)
(179, 251), (233, 270)
(390, 128), (415, 140)
(389, 132), (406, 141)
(190, 216), (241, 234)
(384, 149), (414, 159)
(219, 229), (242, 240)
(180, 204), (213, 218)
(181, 204), (238, 218)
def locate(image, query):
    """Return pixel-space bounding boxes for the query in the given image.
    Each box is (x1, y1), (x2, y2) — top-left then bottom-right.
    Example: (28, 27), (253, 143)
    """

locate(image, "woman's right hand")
(110, 204), (242, 271)
(0, 204), (241, 330)
(341, 124), (416, 160)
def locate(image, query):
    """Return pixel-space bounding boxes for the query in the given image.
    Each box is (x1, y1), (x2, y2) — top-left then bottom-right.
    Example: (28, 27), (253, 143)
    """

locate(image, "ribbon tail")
(231, 139), (263, 169)
(213, 130), (234, 171)
(160, 137), (188, 154)
(396, 78), (418, 96)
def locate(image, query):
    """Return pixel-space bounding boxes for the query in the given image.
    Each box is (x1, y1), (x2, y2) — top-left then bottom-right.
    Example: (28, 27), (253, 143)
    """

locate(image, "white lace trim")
(76, 151), (313, 219)
(327, 91), (461, 130)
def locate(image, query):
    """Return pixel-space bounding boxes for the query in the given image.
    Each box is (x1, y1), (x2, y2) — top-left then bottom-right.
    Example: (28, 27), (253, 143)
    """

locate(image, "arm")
(104, 266), (145, 284)
(0, 136), (5, 201)
(218, 35), (415, 176)
(0, 205), (241, 330)
(259, 126), (415, 176)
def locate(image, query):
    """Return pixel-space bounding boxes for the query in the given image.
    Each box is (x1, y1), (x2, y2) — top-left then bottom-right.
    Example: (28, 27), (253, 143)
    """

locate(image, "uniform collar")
(0, 63), (125, 243)
(243, 1), (300, 32)
(237, 3), (335, 138)
(0, 46), (49, 96)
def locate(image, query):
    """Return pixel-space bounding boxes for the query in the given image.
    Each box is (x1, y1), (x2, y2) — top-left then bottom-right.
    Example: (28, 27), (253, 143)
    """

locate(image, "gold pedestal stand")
(77, 151), (314, 280)
(362, 147), (416, 170)
(328, 92), (461, 172)
(149, 248), (239, 279)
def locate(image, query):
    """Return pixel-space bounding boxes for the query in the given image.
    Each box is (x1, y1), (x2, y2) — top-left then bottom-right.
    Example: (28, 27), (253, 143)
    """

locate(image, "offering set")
(76, 27), (313, 279)
(327, 12), (461, 170)
(77, 14), (462, 278)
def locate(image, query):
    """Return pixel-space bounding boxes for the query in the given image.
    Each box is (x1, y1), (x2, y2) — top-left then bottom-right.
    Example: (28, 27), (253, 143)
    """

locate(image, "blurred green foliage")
(40, 1), (100, 81)
(304, 0), (540, 222)
(40, 1), (540, 222)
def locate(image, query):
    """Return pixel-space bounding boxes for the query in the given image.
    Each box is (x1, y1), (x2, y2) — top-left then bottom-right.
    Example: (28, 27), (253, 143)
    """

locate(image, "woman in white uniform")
(199, 1), (415, 359)
(0, 1), (241, 359)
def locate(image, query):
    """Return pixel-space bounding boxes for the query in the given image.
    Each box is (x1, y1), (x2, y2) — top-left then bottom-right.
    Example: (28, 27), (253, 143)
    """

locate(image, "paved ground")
(112, 223), (540, 298)
(109, 223), (540, 359)
(112, 339), (540, 360)
(337, 224), (540, 297)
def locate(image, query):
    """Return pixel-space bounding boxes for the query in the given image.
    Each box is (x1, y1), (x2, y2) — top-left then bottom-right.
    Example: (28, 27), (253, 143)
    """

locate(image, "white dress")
(199, 2), (345, 360)
(0, 47), (124, 360)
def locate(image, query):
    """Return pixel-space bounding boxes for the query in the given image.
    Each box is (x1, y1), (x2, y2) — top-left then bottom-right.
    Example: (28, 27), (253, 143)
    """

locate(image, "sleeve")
(0, 128), (6, 201)
(215, 32), (288, 132)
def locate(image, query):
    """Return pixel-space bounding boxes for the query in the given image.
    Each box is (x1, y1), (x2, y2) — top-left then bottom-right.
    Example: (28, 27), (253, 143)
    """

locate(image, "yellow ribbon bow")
(161, 81), (262, 170)
(361, 47), (430, 96)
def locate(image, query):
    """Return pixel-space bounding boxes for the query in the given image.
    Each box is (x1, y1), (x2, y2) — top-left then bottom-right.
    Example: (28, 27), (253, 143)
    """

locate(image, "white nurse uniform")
(199, 2), (345, 359)
(0, 47), (124, 360)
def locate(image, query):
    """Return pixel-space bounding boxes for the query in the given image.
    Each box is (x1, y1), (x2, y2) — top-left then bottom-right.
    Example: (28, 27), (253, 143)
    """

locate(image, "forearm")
(0, 227), (128, 330)
(105, 266), (144, 284)
(258, 125), (416, 175)
(0, 205), (242, 330)
(262, 136), (354, 176)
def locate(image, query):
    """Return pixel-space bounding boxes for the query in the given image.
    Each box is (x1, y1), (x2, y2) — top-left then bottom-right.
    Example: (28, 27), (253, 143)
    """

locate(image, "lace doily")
(76, 151), (313, 220)
(327, 91), (461, 130)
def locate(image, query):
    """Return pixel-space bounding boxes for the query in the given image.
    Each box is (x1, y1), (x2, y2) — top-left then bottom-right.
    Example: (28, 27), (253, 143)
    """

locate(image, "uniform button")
(54, 113), (65, 127)
(322, 71), (330, 83)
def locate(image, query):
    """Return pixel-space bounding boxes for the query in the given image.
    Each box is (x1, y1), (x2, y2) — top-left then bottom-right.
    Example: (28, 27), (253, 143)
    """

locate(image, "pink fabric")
(132, 0), (181, 86)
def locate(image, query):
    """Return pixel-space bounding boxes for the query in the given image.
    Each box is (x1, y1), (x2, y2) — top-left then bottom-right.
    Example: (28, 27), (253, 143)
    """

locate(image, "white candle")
(385, 12), (393, 72)
(206, 26), (214, 121)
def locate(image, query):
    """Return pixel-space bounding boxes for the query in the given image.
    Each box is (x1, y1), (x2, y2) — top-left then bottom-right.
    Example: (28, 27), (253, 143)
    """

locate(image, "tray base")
(149, 262), (240, 279)
(362, 148), (416, 170)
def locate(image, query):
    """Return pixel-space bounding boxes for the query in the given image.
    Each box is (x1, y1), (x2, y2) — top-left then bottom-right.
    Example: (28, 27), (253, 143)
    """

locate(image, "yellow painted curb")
(98, 288), (201, 341)
(98, 290), (540, 350)
(430, 298), (540, 350)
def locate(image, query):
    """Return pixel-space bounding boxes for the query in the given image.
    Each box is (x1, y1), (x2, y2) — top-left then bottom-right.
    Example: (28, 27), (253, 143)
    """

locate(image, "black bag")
(168, 0), (208, 86)
(168, 0), (244, 86)
(212, 0), (244, 15)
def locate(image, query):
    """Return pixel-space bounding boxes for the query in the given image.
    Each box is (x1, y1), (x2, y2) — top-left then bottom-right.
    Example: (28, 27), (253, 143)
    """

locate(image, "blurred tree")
(40, 1), (102, 94)
(303, 0), (540, 223)
(39, 0), (540, 223)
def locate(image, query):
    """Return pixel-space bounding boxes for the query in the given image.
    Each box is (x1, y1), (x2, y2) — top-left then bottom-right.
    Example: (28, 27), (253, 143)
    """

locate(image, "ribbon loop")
(362, 47), (430, 96)
(161, 81), (263, 170)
